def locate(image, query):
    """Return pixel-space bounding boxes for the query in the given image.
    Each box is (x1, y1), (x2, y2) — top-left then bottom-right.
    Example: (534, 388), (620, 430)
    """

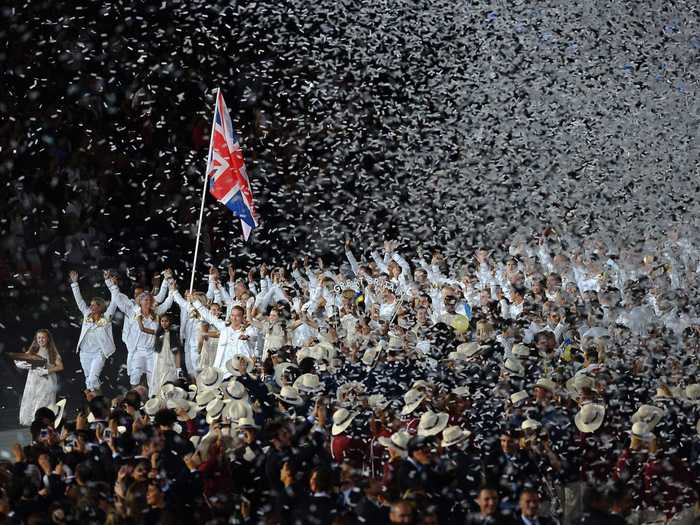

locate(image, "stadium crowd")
(5, 233), (700, 525)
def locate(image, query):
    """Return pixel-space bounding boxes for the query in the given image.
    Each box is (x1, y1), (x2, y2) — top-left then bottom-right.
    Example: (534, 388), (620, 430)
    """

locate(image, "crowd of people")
(5, 233), (700, 525)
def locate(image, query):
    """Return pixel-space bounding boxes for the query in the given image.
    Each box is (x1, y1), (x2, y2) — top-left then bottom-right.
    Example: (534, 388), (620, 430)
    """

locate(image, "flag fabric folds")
(206, 89), (258, 240)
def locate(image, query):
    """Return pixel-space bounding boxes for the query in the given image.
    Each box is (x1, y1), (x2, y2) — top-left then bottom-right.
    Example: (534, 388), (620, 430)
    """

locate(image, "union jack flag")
(206, 89), (258, 240)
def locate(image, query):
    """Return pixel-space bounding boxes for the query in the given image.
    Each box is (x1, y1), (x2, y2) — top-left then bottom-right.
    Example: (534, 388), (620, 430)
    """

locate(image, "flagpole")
(189, 87), (220, 294)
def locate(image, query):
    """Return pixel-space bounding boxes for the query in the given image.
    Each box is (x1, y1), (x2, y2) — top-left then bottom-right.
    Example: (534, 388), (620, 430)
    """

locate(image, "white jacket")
(71, 281), (118, 358)
(192, 300), (258, 367)
(110, 285), (174, 350)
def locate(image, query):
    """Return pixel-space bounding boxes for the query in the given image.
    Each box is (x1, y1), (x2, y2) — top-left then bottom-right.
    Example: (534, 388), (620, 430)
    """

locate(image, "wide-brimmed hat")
(503, 358), (525, 377)
(452, 385), (471, 397)
(511, 344), (531, 359)
(48, 399), (67, 429)
(575, 403), (606, 433)
(631, 405), (664, 429)
(160, 384), (188, 402)
(196, 388), (221, 409)
(368, 394), (390, 411)
(293, 373), (324, 394)
(336, 381), (366, 404)
(225, 355), (254, 377)
(274, 385), (304, 406)
(532, 377), (557, 393)
(198, 367), (224, 390)
(417, 410), (449, 437)
(166, 398), (199, 421)
(378, 431), (410, 457)
(274, 362), (298, 388)
(510, 390), (529, 405)
(331, 408), (357, 435)
(441, 426), (471, 448)
(630, 421), (655, 441)
(567, 374), (595, 395)
(144, 397), (165, 416)
(236, 417), (260, 430)
(685, 383), (700, 403)
(205, 398), (225, 424)
(653, 386), (674, 401)
(521, 418), (541, 432)
(224, 380), (248, 401)
(224, 399), (253, 421)
(401, 389), (426, 416)
(456, 342), (482, 358)
(361, 342), (384, 367)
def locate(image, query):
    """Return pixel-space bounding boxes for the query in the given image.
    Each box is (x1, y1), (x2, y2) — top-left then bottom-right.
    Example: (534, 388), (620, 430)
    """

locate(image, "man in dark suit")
(508, 488), (557, 525)
(464, 485), (511, 525)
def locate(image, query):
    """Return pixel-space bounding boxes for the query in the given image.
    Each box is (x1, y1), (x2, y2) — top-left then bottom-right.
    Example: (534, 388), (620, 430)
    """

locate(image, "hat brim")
(574, 407), (605, 433)
(274, 393), (304, 406)
(331, 413), (357, 435)
(401, 396), (426, 416)
(441, 430), (471, 448)
(418, 413), (449, 437)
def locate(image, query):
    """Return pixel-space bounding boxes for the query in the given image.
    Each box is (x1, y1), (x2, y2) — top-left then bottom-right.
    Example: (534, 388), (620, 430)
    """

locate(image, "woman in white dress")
(18, 329), (64, 426)
(151, 314), (182, 394)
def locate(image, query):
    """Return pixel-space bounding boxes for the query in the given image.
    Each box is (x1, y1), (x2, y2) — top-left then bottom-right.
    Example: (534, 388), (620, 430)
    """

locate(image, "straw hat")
(224, 380), (248, 401)
(378, 431), (410, 457)
(198, 367), (224, 390)
(160, 384), (188, 402)
(274, 385), (304, 406)
(144, 397), (165, 416)
(224, 399), (253, 421)
(521, 418), (541, 432)
(685, 383), (700, 403)
(456, 342), (482, 358)
(401, 389), (426, 416)
(452, 385), (471, 397)
(368, 394), (390, 411)
(225, 355), (254, 377)
(166, 398), (198, 421)
(567, 374), (595, 395)
(532, 377), (557, 393)
(631, 421), (655, 441)
(653, 385), (674, 401)
(441, 426), (472, 448)
(274, 362), (298, 388)
(510, 390), (529, 405)
(205, 398), (225, 425)
(293, 373), (324, 394)
(361, 342), (384, 367)
(511, 344), (531, 359)
(236, 417), (260, 430)
(503, 358), (525, 377)
(574, 403), (606, 433)
(630, 405), (664, 429)
(417, 410), (449, 437)
(331, 408), (357, 435)
(196, 388), (221, 409)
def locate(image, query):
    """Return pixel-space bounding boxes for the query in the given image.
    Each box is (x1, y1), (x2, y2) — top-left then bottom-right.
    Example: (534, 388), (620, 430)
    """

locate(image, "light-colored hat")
(293, 373), (324, 394)
(653, 386), (674, 401)
(331, 408), (357, 435)
(274, 385), (304, 406)
(48, 399), (67, 429)
(361, 342), (384, 367)
(511, 344), (531, 359)
(236, 417), (260, 430)
(417, 410), (449, 437)
(631, 405), (664, 429)
(144, 397), (165, 416)
(503, 358), (525, 377)
(574, 403), (606, 433)
(685, 383), (700, 403)
(160, 384), (188, 402)
(368, 394), (389, 411)
(224, 380), (248, 401)
(456, 342), (482, 358)
(224, 399), (253, 421)
(532, 377), (557, 393)
(521, 418), (541, 432)
(196, 388), (221, 408)
(336, 381), (366, 404)
(274, 362), (298, 388)
(452, 385), (471, 397)
(198, 367), (224, 390)
(412, 380), (431, 393)
(225, 355), (254, 377)
(441, 426), (472, 448)
(631, 421), (655, 441)
(510, 390), (529, 405)
(166, 398), (198, 421)
(401, 389), (426, 416)
(567, 374), (595, 395)
(205, 398), (225, 425)
(378, 431), (410, 457)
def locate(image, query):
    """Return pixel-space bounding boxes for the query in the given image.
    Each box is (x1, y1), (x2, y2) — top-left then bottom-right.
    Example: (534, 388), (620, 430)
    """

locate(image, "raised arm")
(69, 271), (90, 316)
(192, 300), (226, 331)
(344, 241), (361, 276)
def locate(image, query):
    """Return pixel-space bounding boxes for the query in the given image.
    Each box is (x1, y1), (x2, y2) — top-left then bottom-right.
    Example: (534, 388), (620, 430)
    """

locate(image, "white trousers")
(79, 349), (106, 391)
(129, 347), (155, 394)
(185, 344), (199, 378)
